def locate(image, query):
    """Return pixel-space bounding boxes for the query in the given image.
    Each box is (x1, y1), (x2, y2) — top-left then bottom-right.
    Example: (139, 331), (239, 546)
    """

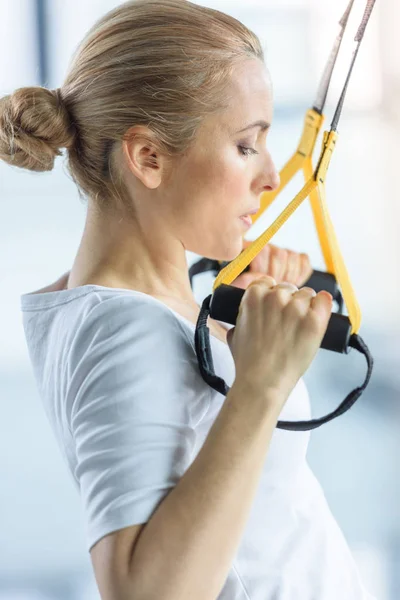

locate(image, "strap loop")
(194, 294), (373, 431)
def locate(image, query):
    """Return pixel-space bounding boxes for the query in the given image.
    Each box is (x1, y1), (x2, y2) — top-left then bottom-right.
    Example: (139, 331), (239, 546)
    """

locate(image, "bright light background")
(0, 1), (399, 599)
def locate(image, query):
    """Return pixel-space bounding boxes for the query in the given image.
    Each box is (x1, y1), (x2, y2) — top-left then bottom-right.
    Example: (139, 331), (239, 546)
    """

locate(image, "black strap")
(189, 258), (221, 287)
(194, 294), (373, 431)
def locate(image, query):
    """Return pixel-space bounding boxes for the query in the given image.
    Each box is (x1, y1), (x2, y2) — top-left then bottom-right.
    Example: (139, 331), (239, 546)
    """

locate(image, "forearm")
(128, 379), (282, 600)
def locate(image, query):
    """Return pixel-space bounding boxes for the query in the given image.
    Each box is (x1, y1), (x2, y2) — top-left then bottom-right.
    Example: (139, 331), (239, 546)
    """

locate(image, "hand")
(231, 241), (313, 290)
(227, 275), (333, 406)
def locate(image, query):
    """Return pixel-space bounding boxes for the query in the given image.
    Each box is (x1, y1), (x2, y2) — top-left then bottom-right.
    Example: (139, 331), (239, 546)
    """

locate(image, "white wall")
(379, 0), (400, 121)
(308, 0), (382, 111)
(0, 0), (38, 93)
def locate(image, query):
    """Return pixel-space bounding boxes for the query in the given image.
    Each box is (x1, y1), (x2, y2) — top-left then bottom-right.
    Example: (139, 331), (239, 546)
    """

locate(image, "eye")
(238, 145), (259, 157)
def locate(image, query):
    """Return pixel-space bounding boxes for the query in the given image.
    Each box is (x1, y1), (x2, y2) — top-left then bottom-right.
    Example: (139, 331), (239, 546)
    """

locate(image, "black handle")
(209, 283), (351, 354)
(303, 270), (343, 313)
(217, 264), (343, 312)
(189, 258), (344, 314)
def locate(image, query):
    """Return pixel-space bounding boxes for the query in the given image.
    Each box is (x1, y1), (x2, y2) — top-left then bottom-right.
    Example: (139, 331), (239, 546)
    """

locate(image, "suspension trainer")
(192, 0), (377, 431)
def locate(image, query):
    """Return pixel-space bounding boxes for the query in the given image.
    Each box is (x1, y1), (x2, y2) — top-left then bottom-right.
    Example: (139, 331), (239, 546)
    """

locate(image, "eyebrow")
(235, 120), (271, 134)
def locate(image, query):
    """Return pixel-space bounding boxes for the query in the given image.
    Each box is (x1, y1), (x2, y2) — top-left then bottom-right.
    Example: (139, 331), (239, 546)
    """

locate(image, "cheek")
(190, 152), (249, 213)
(170, 148), (250, 258)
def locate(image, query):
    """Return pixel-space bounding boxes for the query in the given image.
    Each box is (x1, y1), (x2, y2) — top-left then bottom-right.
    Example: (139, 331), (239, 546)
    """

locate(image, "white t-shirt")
(20, 284), (375, 600)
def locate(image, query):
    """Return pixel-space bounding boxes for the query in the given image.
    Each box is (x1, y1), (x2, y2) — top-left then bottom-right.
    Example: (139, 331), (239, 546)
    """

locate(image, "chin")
(206, 237), (244, 263)
(189, 222), (244, 261)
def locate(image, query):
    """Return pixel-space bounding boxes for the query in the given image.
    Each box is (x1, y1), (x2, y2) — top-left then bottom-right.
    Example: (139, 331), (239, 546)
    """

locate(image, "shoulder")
(65, 292), (208, 426)
(70, 292), (195, 358)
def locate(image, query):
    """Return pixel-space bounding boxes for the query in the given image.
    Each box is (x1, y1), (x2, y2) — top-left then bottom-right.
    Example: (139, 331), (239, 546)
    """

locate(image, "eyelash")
(238, 145), (259, 157)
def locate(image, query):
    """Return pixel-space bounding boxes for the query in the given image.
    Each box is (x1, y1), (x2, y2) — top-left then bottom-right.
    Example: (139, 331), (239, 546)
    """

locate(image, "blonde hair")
(0, 0), (263, 216)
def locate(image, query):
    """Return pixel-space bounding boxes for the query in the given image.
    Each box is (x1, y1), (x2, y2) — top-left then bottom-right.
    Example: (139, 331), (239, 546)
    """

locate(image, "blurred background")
(0, 0), (399, 598)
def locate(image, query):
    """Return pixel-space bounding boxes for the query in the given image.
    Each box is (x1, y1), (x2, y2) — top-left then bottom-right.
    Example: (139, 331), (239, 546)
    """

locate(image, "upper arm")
(90, 522), (146, 600)
(66, 296), (209, 590)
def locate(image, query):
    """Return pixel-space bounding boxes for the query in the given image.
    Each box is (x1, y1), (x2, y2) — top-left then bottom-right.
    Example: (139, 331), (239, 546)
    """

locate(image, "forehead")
(219, 59), (273, 133)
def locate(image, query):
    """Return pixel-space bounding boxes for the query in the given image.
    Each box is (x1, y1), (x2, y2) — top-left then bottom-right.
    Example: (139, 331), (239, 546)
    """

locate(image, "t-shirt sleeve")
(65, 295), (211, 553)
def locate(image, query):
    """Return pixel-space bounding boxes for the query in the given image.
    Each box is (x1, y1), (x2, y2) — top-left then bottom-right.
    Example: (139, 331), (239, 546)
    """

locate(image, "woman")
(2, 1), (375, 598)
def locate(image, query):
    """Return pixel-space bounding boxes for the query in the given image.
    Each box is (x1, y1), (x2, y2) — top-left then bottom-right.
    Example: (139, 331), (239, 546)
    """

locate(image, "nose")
(261, 152), (280, 193)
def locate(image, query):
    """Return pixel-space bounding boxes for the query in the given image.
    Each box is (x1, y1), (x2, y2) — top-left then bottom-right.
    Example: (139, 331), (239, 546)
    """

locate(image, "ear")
(121, 125), (166, 189)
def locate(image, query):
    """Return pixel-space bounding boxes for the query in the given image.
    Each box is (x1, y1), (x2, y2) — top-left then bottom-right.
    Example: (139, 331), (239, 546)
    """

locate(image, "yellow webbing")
(212, 108), (361, 335)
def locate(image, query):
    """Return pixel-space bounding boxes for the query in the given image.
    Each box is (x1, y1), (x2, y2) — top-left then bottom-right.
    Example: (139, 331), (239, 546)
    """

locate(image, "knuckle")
(271, 289), (289, 308)
(299, 286), (316, 295)
(251, 275), (276, 287)
(244, 279), (274, 304)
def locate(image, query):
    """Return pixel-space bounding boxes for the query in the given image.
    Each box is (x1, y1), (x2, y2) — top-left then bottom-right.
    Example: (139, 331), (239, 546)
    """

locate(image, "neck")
(67, 201), (199, 308)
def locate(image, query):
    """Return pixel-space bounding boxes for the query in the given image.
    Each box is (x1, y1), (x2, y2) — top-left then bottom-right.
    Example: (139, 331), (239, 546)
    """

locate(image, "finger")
(270, 247), (287, 281)
(278, 248), (289, 281)
(269, 281), (299, 306)
(250, 274), (277, 285)
(261, 243), (272, 275)
(276, 282), (299, 292)
(267, 247), (279, 280)
(286, 286), (317, 317)
(231, 272), (259, 289)
(283, 250), (300, 284)
(298, 253), (313, 286)
(242, 275), (278, 310)
(248, 252), (266, 275)
(249, 244), (271, 275)
(293, 286), (317, 298)
(310, 291), (333, 322)
(247, 274), (277, 289)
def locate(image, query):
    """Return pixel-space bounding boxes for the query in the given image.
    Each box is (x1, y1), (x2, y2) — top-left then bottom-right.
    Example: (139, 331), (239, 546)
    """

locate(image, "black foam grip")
(189, 259), (343, 313)
(303, 269), (338, 298)
(209, 284), (351, 354)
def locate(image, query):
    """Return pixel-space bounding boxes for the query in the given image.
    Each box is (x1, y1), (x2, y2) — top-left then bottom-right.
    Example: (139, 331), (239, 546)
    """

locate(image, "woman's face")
(165, 58), (280, 262)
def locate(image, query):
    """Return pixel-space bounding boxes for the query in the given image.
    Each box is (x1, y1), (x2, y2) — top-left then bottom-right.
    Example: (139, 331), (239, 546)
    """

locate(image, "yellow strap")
(251, 109), (324, 222)
(303, 157), (335, 273)
(213, 118), (361, 335)
(314, 131), (361, 334)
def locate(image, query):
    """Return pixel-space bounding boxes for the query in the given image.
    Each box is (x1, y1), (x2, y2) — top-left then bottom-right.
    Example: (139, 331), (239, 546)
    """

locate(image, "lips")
(240, 208), (259, 217)
(239, 215), (253, 228)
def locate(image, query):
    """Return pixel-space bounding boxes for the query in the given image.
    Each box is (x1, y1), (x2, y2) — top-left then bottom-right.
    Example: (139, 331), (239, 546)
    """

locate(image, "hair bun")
(0, 86), (76, 172)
